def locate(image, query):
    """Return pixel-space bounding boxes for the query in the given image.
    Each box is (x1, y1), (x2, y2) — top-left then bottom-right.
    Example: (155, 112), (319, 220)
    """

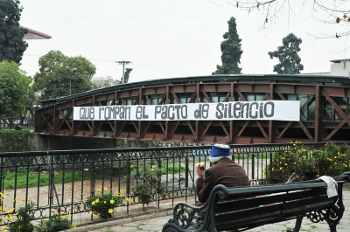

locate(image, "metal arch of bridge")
(35, 80), (350, 144)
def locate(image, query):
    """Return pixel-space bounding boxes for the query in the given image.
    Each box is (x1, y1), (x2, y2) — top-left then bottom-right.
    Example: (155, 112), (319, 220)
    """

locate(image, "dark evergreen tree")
(268, 33), (304, 74)
(213, 17), (242, 75)
(0, 0), (28, 63)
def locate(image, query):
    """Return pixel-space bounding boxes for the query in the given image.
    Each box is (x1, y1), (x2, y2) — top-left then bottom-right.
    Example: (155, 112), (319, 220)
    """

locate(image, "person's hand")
(196, 166), (205, 179)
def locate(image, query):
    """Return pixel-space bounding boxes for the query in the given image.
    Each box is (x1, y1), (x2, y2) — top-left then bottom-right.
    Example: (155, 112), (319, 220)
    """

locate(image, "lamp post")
(65, 66), (77, 95)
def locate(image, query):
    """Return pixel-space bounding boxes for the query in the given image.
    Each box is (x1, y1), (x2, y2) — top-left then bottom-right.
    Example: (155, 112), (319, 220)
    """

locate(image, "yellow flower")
(89, 211), (93, 215)
(81, 193), (85, 196)
(95, 215), (98, 218)
(103, 187), (108, 191)
(73, 216), (77, 219)
(121, 190), (124, 194)
(110, 200), (115, 204)
(151, 169), (154, 171)
(108, 208), (113, 214)
(68, 213), (72, 217)
(279, 167), (282, 171)
(104, 201), (106, 204)
(125, 198), (130, 202)
(95, 199), (99, 203)
(130, 165), (134, 168)
(97, 189), (102, 192)
(72, 224), (76, 228)
(92, 201), (95, 206)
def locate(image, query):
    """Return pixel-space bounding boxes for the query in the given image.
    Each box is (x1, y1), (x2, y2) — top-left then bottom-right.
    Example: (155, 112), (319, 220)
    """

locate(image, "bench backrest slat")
(215, 185), (335, 231)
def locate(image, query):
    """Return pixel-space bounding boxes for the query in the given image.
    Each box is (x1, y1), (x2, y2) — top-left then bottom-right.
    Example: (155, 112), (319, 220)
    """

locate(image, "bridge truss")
(35, 75), (350, 144)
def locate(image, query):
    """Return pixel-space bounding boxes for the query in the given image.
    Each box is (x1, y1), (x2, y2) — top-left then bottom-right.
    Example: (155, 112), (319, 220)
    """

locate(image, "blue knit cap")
(209, 143), (231, 163)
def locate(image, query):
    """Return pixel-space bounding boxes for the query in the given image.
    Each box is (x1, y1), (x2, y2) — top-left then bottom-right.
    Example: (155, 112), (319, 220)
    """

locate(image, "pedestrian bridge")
(35, 74), (350, 144)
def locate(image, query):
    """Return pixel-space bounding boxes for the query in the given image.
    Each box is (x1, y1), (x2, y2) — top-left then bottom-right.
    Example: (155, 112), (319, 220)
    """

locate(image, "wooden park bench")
(162, 172), (350, 232)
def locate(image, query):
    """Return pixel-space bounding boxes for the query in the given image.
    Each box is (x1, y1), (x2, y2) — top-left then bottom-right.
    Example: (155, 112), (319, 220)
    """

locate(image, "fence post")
(185, 156), (189, 189)
(158, 156), (162, 209)
(252, 151), (255, 181)
(48, 153), (54, 218)
(126, 156), (130, 214)
(90, 160), (96, 220)
(0, 157), (3, 212)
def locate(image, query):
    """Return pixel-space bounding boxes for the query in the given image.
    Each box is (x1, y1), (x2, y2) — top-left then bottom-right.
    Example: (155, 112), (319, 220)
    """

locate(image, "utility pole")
(116, 60), (132, 84)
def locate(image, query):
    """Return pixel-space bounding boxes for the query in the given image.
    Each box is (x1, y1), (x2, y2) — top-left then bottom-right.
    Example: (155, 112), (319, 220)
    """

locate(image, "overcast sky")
(19, 0), (350, 83)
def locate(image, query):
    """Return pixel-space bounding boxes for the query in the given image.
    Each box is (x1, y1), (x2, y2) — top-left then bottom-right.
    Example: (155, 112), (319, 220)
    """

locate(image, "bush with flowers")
(0, 192), (35, 232)
(130, 165), (167, 209)
(267, 142), (350, 183)
(86, 188), (122, 219)
(6, 202), (35, 232)
(0, 192), (77, 232)
(35, 213), (75, 232)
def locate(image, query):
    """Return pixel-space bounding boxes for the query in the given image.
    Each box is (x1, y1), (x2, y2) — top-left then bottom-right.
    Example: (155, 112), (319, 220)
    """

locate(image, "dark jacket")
(196, 157), (250, 203)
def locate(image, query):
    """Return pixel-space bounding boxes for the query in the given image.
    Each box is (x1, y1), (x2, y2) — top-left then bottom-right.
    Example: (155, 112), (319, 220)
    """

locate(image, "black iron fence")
(0, 142), (347, 225)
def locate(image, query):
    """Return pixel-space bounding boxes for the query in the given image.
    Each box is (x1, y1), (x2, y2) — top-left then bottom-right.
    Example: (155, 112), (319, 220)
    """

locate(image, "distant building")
(303, 59), (350, 77)
(20, 26), (52, 40)
(329, 59), (350, 77)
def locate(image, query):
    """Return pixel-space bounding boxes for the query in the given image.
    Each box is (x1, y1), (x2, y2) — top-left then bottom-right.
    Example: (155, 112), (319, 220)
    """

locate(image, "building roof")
(329, 58), (350, 63)
(20, 25), (52, 40)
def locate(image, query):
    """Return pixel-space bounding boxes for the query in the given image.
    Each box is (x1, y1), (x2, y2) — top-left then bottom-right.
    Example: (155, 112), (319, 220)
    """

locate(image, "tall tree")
(268, 33), (304, 74)
(213, 17), (242, 75)
(0, 61), (31, 119)
(0, 0), (28, 63)
(33, 50), (96, 100)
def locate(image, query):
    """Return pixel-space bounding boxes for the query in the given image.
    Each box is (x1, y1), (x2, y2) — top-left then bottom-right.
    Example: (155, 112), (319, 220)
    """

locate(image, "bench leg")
(325, 217), (337, 232)
(286, 216), (303, 232)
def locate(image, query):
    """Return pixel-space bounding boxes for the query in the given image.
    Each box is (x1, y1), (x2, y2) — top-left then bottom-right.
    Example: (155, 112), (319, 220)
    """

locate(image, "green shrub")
(131, 165), (167, 208)
(0, 130), (31, 152)
(35, 213), (75, 232)
(86, 189), (122, 219)
(267, 142), (350, 183)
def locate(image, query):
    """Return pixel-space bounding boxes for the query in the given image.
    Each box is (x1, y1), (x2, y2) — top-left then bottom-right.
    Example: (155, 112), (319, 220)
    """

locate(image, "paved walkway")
(68, 187), (350, 232)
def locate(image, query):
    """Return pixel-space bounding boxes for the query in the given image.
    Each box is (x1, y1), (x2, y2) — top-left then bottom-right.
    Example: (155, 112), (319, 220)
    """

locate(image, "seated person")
(196, 143), (250, 205)
(15, 123), (22, 130)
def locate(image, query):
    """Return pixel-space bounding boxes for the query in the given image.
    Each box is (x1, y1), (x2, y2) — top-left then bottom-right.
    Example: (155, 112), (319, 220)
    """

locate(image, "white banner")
(73, 101), (300, 121)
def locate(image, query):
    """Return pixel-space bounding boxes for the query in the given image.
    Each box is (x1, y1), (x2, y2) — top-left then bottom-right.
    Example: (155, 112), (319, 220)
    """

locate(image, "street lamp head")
(72, 68), (77, 73)
(66, 66), (70, 71)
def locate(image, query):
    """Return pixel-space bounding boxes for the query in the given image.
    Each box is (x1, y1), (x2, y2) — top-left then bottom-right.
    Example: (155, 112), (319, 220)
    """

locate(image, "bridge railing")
(0, 142), (345, 224)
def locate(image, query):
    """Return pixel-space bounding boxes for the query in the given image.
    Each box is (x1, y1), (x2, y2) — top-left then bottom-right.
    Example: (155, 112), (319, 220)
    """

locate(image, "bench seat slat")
(216, 200), (335, 231)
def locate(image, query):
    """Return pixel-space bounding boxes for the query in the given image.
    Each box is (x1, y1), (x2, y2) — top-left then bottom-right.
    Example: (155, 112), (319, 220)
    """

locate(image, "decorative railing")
(0, 142), (347, 224)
